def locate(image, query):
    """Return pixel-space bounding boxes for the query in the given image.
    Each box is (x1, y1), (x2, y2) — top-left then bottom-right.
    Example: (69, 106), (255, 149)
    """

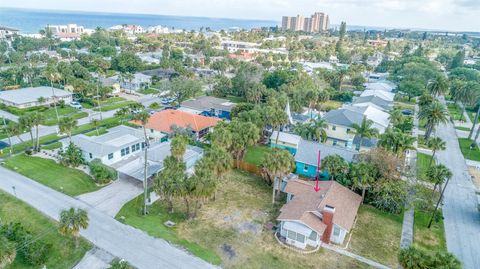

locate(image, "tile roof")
(277, 180), (362, 232)
(295, 139), (358, 166)
(131, 109), (220, 133)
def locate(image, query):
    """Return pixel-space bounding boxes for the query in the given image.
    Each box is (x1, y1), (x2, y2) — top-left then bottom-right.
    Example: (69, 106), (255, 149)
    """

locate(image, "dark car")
(402, 109), (413, 115)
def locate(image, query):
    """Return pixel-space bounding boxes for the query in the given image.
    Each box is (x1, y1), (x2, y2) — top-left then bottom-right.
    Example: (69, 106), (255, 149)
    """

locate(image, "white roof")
(283, 221), (312, 235)
(270, 131), (301, 146)
(360, 90), (395, 102)
(358, 105), (390, 132)
(0, 86), (72, 105)
(364, 81), (396, 92)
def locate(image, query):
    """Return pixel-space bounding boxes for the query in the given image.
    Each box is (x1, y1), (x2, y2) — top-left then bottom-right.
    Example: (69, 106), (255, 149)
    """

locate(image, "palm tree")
(427, 76), (448, 97)
(205, 145), (233, 179)
(154, 155), (186, 213)
(90, 118), (100, 135)
(230, 120), (260, 166)
(426, 163), (452, 194)
(58, 207), (89, 248)
(350, 162), (377, 202)
(261, 147), (295, 204)
(419, 101), (448, 142)
(352, 117), (379, 150)
(19, 114), (34, 149)
(58, 117), (78, 142)
(322, 155), (349, 181)
(44, 64), (62, 123)
(31, 112), (45, 152)
(427, 165), (453, 228)
(427, 137), (446, 167)
(170, 135), (187, 161)
(311, 118), (328, 142)
(266, 107), (288, 145)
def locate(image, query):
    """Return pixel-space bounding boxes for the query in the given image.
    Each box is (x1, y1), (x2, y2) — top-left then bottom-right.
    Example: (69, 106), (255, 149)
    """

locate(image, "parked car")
(69, 101), (83, 109)
(402, 109), (413, 115)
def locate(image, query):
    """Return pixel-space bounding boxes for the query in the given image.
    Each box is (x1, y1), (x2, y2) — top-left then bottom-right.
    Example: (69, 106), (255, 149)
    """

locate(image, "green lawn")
(447, 103), (467, 121)
(394, 101), (415, 111)
(0, 116), (123, 157)
(93, 101), (137, 112)
(2, 154), (99, 196)
(42, 141), (62, 150)
(417, 152), (432, 181)
(414, 210), (446, 251)
(138, 88), (159, 95)
(348, 205), (403, 267)
(42, 107), (88, 126)
(0, 191), (91, 269)
(455, 126), (471, 132)
(85, 127), (108, 136)
(458, 138), (480, 161)
(322, 100), (343, 111)
(116, 170), (364, 268)
(243, 145), (269, 166)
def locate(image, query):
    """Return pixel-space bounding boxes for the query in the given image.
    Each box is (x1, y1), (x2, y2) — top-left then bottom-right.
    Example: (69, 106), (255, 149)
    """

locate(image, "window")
(125, 147), (130, 154)
(135, 143), (140, 151)
(333, 226), (341, 237)
(108, 153), (114, 160)
(131, 145), (136, 152)
(287, 230), (296, 240)
(308, 231), (317, 241)
(141, 142), (146, 149)
(332, 125), (337, 131)
(296, 233), (305, 243)
(303, 164), (309, 172)
(333, 140), (338, 146)
(346, 128), (350, 133)
(344, 141), (348, 147)
(150, 129), (154, 133)
(121, 149), (126, 156)
(89, 153), (93, 159)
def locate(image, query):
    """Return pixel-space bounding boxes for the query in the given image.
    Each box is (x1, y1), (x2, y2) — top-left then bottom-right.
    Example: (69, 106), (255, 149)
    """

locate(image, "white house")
(277, 180), (362, 249)
(111, 72), (152, 92)
(360, 89), (395, 102)
(0, 86), (72, 108)
(63, 125), (203, 181)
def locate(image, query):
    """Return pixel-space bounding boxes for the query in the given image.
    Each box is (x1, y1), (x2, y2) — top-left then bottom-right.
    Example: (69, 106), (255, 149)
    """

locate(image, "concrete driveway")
(77, 176), (143, 217)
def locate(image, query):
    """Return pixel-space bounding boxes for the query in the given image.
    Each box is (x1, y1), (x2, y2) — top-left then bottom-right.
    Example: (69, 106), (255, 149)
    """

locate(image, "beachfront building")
(277, 180), (362, 249)
(0, 86), (72, 108)
(0, 26), (19, 44)
(282, 12), (329, 32)
(45, 24), (92, 41)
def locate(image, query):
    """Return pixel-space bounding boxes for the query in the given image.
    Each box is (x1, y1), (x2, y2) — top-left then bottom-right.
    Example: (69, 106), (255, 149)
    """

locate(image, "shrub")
(0, 222), (51, 266)
(89, 159), (117, 184)
(399, 246), (461, 269)
(59, 143), (85, 167)
(108, 258), (133, 269)
(0, 235), (16, 268)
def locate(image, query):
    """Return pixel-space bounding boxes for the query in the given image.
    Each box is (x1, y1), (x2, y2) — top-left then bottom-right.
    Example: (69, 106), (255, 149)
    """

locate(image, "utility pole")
(2, 117), (12, 155)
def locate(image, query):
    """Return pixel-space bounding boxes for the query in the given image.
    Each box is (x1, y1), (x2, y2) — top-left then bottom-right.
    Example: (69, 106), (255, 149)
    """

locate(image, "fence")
(236, 160), (263, 177)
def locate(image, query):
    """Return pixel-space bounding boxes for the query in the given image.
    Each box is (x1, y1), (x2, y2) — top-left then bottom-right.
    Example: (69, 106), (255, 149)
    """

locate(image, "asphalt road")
(435, 98), (480, 269)
(0, 166), (216, 269)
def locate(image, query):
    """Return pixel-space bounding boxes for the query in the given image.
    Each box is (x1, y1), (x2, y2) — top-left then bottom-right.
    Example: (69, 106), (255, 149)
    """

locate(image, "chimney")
(321, 205), (335, 244)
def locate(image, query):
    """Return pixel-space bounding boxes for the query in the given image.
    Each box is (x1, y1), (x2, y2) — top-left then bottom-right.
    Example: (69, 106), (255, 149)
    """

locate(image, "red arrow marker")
(314, 150), (321, 192)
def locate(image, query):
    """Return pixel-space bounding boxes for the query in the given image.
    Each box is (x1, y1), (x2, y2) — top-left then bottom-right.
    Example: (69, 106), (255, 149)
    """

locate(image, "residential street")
(435, 98), (480, 269)
(0, 109), (118, 146)
(0, 166), (216, 269)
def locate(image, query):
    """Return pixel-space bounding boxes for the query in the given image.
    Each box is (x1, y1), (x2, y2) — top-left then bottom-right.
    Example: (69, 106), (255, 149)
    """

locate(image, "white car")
(69, 101), (83, 109)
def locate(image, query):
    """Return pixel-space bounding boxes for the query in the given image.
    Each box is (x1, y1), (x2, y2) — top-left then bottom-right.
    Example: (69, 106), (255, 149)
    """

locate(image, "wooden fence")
(236, 160), (263, 177)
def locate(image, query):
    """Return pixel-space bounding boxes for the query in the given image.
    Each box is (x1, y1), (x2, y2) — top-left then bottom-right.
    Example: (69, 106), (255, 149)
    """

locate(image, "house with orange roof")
(277, 179), (362, 249)
(131, 109), (221, 140)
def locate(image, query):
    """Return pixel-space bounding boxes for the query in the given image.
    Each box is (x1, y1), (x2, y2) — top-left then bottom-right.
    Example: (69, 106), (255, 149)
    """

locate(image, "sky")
(1, 0), (479, 32)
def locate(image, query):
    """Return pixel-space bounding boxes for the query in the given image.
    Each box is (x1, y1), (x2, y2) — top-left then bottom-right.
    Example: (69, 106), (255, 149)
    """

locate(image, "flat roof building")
(0, 86), (72, 108)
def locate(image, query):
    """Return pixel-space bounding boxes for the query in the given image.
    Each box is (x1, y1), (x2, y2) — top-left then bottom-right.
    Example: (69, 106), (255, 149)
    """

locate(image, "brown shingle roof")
(277, 180), (362, 232)
(130, 109), (220, 133)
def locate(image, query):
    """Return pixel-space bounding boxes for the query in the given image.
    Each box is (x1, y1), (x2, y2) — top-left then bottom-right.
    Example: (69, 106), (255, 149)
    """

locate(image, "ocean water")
(0, 8), (277, 34)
